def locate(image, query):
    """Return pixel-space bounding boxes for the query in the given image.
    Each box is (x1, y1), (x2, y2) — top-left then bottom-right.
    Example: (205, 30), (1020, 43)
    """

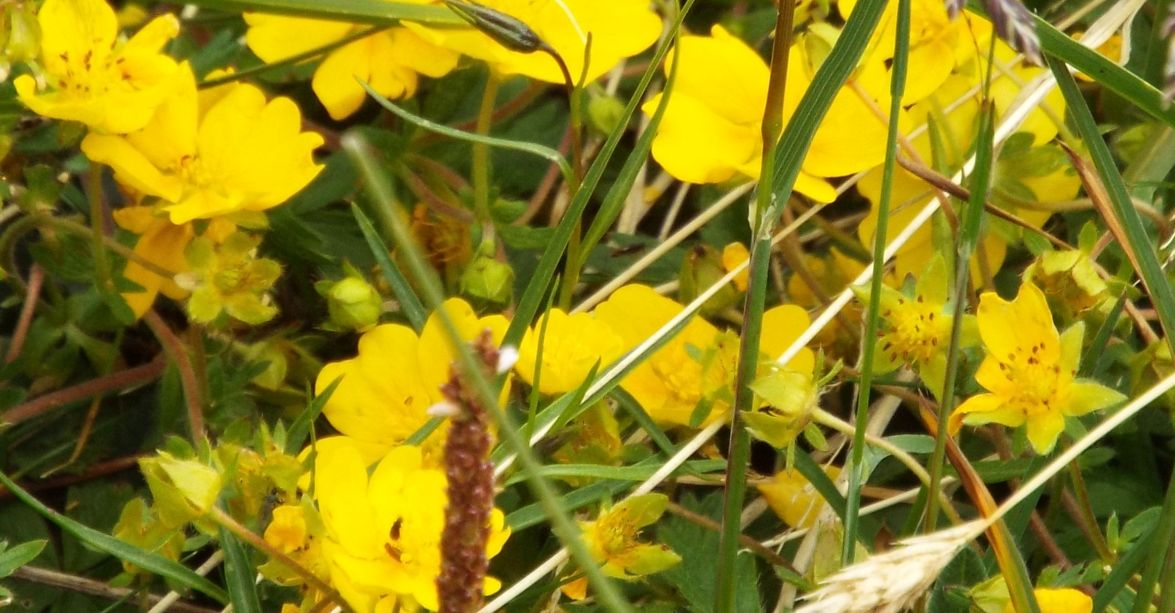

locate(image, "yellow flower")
(515, 308), (624, 395)
(643, 26), (899, 202)
(593, 284), (736, 427)
(14, 0), (182, 133)
(949, 282), (1125, 454)
(841, 0), (971, 104)
(80, 64), (324, 224)
(580, 494), (680, 580)
(855, 68), (1076, 284)
(314, 440), (509, 612)
(244, 14), (459, 120)
(416, 0), (660, 85)
(758, 466), (840, 529)
(593, 285), (813, 428)
(315, 298), (508, 457)
(856, 255), (976, 399)
(176, 231), (282, 325)
(1003, 588), (1092, 613)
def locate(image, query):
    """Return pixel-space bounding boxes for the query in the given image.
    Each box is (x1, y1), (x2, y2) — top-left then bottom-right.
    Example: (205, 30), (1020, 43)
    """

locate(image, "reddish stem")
(1, 356), (165, 426)
(5, 263), (44, 364)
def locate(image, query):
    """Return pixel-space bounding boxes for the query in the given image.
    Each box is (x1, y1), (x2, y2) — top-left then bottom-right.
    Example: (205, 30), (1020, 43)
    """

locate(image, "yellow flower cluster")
(16, 0), (324, 321)
(243, 0), (662, 120)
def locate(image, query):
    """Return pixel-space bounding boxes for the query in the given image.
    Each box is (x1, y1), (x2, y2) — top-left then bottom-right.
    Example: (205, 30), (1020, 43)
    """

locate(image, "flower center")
(880, 295), (942, 364)
(998, 341), (1067, 415)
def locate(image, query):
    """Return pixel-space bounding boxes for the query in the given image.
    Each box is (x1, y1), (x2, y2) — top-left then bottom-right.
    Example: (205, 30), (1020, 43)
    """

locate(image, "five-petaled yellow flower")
(315, 298), (508, 459)
(950, 282), (1125, 454)
(515, 308), (624, 395)
(81, 65), (324, 225)
(244, 14), (459, 120)
(314, 439), (509, 612)
(580, 493), (680, 580)
(15, 0), (183, 133)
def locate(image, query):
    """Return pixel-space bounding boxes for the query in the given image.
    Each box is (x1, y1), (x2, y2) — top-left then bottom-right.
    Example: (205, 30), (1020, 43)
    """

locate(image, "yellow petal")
(759, 304), (814, 374)
(976, 282), (1058, 366)
(950, 393), (1025, 434)
(429, 0), (660, 84)
(38, 0), (117, 77)
(1031, 588), (1092, 613)
(81, 134), (184, 201)
(646, 92), (759, 184)
(1025, 409), (1066, 454)
(243, 13), (353, 62)
(1064, 380), (1125, 417)
(314, 440), (380, 555)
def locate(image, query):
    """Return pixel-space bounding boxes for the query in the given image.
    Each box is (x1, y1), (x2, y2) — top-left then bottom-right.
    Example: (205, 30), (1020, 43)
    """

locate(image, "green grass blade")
(350, 203), (427, 331)
(1036, 17), (1175, 129)
(1048, 58), (1175, 364)
(219, 527), (262, 613)
(1050, 55), (1175, 613)
(182, 0), (463, 25)
(285, 376), (340, 455)
(767, 0), (887, 212)
(0, 470), (229, 604)
(360, 82), (572, 184)
(842, 0), (907, 568)
(576, 23), (679, 267)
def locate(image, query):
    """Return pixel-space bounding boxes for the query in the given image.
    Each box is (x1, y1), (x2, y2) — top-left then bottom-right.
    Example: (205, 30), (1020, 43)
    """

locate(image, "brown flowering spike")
(980, 0), (1042, 64)
(436, 330), (499, 613)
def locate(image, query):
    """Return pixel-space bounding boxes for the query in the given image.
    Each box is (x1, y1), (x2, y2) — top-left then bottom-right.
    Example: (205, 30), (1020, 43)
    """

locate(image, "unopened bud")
(318, 275), (382, 332)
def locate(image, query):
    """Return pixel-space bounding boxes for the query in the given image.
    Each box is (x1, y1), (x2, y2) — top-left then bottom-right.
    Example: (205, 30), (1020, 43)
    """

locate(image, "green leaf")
(219, 527), (262, 613)
(350, 203), (427, 331)
(0, 540), (47, 578)
(0, 471), (228, 604)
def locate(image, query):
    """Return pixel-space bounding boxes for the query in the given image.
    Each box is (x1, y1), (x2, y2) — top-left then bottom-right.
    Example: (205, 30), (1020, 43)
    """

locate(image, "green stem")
(926, 34), (996, 534)
(844, 0), (909, 564)
(715, 2), (795, 607)
(557, 85), (587, 310)
(343, 134), (632, 612)
(85, 166), (113, 295)
(472, 72), (500, 227)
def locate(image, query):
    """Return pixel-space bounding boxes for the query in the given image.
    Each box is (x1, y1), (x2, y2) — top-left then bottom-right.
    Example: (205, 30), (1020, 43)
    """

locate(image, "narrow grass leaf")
(285, 376), (339, 455)
(350, 203), (427, 330)
(219, 527), (262, 613)
(0, 471), (229, 604)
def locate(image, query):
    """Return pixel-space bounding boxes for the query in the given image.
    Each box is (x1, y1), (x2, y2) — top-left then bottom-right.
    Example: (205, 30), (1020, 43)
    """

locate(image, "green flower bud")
(461, 253), (514, 306)
(318, 275), (382, 332)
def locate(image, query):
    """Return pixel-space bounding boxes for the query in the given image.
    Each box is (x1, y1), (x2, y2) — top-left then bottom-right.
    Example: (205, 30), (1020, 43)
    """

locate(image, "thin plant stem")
(5, 263), (43, 364)
(142, 312), (205, 443)
(1, 356), (166, 426)
(472, 73), (500, 228)
(844, 0), (909, 565)
(86, 166), (113, 295)
(926, 33), (997, 534)
(207, 507), (349, 612)
(714, 1), (795, 606)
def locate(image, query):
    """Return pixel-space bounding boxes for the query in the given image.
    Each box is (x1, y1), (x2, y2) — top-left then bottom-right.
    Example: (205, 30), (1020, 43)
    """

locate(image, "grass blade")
(0, 470), (229, 604)
(219, 527), (262, 613)
(350, 202), (427, 331)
